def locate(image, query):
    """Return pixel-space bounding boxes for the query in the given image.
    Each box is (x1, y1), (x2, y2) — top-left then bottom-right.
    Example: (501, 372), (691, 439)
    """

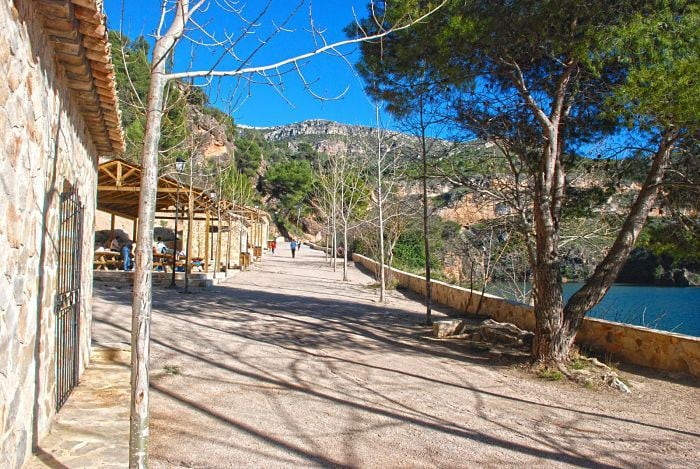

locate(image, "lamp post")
(169, 157), (185, 288)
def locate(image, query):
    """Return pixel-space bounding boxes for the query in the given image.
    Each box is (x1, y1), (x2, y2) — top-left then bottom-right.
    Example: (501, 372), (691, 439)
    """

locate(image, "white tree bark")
(376, 105), (386, 302)
(130, 2), (190, 466)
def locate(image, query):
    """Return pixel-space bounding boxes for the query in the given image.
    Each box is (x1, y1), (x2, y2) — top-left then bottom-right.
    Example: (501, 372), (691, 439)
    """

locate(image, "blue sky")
(105, 0), (385, 128)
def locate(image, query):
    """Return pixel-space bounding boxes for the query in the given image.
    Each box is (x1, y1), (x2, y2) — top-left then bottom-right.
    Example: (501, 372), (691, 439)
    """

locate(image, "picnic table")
(93, 250), (122, 270)
(153, 252), (179, 272)
(154, 252), (197, 273)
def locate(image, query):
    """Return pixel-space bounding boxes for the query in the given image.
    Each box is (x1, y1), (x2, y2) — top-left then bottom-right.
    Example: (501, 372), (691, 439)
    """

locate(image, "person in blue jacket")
(121, 241), (133, 271)
(290, 239), (297, 258)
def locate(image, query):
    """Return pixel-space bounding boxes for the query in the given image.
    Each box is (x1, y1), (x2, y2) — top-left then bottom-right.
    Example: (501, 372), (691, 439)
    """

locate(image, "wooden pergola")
(97, 158), (266, 272)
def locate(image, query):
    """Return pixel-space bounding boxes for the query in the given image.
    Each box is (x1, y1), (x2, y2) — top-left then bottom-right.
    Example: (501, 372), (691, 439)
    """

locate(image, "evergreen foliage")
(354, 0), (699, 362)
(264, 160), (315, 211)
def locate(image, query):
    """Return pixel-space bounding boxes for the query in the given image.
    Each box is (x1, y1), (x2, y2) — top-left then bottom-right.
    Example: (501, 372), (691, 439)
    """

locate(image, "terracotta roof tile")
(36, 0), (125, 155)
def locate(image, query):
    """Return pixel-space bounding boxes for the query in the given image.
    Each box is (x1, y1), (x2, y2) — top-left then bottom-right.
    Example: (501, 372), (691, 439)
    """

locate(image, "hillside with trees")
(110, 29), (696, 296)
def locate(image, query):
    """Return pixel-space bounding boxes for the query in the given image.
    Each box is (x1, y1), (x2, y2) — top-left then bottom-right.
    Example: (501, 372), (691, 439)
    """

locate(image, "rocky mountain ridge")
(248, 119), (413, 157)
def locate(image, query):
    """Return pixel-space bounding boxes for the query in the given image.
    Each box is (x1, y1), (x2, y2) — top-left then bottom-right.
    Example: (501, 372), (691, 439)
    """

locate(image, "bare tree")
(315, 144), (369, 279)
(314, 157), (340, 271)
(362, 103), (415, 300)
(336, 150), (370, 281)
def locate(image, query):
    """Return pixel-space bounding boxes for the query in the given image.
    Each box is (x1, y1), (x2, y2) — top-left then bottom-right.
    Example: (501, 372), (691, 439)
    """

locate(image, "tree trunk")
(326, 219), (330, 262)
(378, 206), (386, 302)
(421, 131), (432, 325)
(129, 6), (186, 466)
(532, 129), (677, 364)
(531, 136), (567, 365)
(562, 129), (678, 337)
(414, 86), (433, 324)
(532, 261), (568, 363)
(376, 105), (386, 302)
(342, 221), (348, 281)
(129, 48), (167, 469)
(332, 193), (337, 272)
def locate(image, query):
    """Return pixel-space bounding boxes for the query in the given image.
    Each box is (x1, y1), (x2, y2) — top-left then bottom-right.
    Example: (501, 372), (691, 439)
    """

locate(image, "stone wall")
(182, 216), (245, 268)
(352, 254), (700, 378)
(0, 1), (99, 467)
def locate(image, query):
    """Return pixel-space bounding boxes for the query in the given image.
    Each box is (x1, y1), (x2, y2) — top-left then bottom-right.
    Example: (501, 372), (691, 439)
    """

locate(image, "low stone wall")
(352, 253), (700, 378)
(93, 270), (239, 288)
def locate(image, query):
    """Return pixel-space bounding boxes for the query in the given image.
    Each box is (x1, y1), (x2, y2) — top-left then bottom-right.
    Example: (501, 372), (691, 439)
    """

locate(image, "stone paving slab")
(25, 349), (130, 468)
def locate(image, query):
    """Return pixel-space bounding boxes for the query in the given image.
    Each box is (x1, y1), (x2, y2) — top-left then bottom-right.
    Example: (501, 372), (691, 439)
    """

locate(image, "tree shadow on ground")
(99, 312), (642, 469)
(350, 260), (700, 390)
(94, 282), (700, 451)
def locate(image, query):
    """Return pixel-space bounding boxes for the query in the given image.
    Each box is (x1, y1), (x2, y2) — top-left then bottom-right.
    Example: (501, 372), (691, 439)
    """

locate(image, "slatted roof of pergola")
(96, 158), (259, 222)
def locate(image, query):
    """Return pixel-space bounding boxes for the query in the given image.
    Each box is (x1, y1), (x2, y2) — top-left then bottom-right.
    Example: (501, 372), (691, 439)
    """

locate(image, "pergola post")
(226, 216), (232, 270)
(185, 195), (194, 291)
(216, 215), (223, 273)
(204, 210), (210, 273)
(132, 218), (138, 243)
(110, 213), (115, 240)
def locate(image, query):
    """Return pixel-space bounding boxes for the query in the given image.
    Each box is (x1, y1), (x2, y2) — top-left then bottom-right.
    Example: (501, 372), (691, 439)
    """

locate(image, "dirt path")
(93, 244), (699, 468)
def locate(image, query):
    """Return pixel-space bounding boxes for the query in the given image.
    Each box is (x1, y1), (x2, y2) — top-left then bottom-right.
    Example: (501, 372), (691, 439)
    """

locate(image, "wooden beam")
(122, 167), (138, 181)
(116, 160), (123, 186)
(155, 216), (212, 221)
(97, 205), (135, 219)
(98, 165), (117, 181)
(97, 185), (180, 193)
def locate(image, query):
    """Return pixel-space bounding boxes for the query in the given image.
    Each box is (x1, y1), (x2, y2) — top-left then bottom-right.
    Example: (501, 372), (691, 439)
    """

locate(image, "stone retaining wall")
(352, 254), (700, 378)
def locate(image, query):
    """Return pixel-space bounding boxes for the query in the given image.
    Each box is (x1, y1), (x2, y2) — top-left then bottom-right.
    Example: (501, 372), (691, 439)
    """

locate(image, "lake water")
(489, 283), (700, 338)
(563, 284), (700, 337)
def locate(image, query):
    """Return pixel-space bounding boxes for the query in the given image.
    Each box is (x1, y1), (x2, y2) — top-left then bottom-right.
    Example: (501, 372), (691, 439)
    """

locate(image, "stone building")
(0, 0), (123, 467)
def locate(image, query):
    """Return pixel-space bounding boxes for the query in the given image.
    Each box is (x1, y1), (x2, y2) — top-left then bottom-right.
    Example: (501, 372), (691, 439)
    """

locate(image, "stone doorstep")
(25, 345), (130, 468)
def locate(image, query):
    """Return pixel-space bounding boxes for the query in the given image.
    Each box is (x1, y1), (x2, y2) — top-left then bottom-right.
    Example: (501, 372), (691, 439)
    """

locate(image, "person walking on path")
(290, 239), (297, 258)
(271, 240), (276, 255)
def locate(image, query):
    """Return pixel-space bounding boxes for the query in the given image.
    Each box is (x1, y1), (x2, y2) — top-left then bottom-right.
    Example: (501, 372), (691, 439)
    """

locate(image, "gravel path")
(93, 244), (700, 468)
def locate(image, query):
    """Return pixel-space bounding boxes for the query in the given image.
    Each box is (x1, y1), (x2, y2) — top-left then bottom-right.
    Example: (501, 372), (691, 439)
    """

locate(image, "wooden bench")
(93, 259), (123, 270)
(153, 252), (175, 272)
(93, 251), (123, 270)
